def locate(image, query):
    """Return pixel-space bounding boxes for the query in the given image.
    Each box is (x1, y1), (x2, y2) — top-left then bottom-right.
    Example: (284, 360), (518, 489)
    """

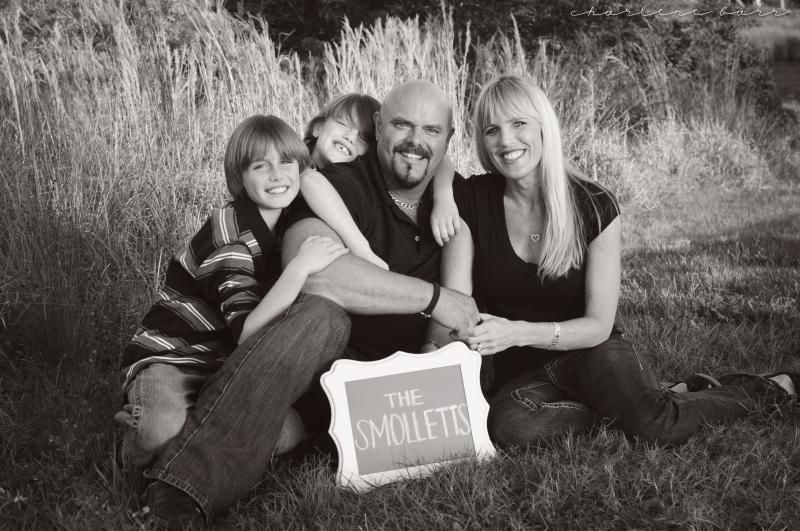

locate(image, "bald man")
(282, 80), (479, 361)
(378, 79), (453, 189)
(143, 81), (479, 526)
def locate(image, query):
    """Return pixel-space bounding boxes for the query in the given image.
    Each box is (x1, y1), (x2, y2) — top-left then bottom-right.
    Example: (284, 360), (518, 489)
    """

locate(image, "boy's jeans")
(118, 366), (308, 473)
(118, 363), (209, 472)
(142, 293), (350, 517)
(489, 333), (786, 446)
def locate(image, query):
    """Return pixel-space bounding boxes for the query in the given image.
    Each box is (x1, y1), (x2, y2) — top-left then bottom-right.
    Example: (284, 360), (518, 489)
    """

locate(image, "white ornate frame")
(320, 342), (496, 492)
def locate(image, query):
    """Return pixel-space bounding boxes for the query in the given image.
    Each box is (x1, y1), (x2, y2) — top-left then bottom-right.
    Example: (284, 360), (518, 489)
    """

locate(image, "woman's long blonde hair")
(473, 75), (594, 280)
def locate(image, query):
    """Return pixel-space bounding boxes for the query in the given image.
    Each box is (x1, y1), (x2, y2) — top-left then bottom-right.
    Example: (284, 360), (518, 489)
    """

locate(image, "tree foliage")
(223, 0), (596, 54)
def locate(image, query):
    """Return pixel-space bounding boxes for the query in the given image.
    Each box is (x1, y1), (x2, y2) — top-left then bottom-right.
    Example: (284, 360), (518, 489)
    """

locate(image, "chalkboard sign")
(321, 342), (496, 492)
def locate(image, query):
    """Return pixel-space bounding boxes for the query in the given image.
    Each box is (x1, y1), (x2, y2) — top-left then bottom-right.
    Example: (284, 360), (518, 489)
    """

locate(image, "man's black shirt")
(284, 149), (457, 360)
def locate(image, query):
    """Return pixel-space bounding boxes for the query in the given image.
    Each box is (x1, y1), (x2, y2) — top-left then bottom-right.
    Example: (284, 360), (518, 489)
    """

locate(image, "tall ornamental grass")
(1, 0), (795, 372)
(323, 13), (473, 170)
(1, 0), (795, 371)
(1, 1), (314, 366)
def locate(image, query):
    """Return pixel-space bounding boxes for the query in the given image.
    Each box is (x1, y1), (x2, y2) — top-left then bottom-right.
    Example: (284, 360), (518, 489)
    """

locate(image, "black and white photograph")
(1, 0), (799, 528)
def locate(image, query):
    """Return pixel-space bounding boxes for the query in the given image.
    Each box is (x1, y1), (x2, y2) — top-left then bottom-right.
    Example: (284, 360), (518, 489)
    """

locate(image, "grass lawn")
(1, 184), (797, 529)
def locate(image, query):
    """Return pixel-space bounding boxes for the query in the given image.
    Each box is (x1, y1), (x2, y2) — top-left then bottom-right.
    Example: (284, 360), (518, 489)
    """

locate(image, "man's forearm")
(282, 218), (433, 315)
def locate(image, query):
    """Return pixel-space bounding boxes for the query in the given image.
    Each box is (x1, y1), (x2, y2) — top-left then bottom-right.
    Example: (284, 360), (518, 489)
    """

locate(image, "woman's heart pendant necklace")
(530, 233), (540, 244)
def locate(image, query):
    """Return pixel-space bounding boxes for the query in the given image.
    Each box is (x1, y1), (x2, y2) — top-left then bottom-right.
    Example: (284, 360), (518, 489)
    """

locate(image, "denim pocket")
(544, 358), (561, 387)
(121, 412), (148, 471)
(490, 381), (594, 444)
(511, 381), (592, 413)
(126, 376), (145, 433)
(511, 382), (553, 412)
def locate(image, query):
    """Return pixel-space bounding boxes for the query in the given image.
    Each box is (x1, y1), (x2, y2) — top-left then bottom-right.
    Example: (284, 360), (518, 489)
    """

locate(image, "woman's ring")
(475, 343), (482, 353)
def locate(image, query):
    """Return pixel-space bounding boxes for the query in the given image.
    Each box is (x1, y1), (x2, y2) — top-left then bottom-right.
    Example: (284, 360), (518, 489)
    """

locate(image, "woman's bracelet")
(546, 322), (561, 350)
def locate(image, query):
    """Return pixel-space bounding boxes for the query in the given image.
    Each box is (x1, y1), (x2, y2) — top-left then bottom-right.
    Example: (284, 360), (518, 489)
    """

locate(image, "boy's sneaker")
(146, 481), (205, 530)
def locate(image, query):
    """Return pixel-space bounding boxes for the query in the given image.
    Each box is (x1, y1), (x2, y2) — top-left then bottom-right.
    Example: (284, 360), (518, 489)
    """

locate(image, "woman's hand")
(463, 313), (520, 355)
(430, 199), (462, 246)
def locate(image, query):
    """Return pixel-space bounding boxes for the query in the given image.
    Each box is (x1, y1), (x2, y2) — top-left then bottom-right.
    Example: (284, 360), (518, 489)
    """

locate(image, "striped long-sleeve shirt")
(121, 195), (284, 392)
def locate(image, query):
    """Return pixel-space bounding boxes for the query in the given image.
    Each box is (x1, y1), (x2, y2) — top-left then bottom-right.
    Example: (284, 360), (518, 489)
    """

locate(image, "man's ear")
(374, 111), (382, 140)
(312, 121), (321, 138)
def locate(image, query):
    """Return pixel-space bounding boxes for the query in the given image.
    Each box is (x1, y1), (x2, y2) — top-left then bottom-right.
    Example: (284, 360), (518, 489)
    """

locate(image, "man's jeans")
(489, 333), (786, 446)
(143, 293), (350, 517)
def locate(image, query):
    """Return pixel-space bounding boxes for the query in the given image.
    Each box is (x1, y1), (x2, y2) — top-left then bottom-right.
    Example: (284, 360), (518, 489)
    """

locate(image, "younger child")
(299, 93), (463, 269)
(115, 115), (348, 475)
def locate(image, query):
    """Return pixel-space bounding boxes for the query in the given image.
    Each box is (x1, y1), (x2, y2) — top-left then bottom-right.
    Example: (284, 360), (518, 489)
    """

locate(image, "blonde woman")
(429, 75), (796, 446)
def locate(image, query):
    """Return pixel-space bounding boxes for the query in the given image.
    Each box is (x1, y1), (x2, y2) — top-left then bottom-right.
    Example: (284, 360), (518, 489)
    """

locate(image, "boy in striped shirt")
(115, 115), (348, 478)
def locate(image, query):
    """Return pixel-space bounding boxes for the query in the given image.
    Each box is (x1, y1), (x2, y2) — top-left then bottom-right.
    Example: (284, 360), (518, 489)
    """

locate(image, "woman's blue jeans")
(489, 333), (785, 447)
(143, 293), (350, 518)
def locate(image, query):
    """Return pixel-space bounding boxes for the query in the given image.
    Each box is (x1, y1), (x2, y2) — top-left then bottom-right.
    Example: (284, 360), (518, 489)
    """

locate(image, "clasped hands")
(429, 288), (516, 356)
(450, 313), (517, 356)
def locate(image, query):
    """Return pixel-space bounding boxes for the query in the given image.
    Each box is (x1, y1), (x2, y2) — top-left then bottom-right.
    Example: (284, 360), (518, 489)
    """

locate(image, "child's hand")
(292, 235), (349, 276)
(430, 202), (461, 246)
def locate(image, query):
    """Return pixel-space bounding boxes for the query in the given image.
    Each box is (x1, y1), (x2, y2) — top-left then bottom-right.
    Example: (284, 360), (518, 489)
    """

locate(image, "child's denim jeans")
(142, 293), (350, 518)
(117, 363), (209, 472)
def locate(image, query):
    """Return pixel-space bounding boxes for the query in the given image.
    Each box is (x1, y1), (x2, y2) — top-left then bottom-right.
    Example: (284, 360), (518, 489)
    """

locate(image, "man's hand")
(431, 287), (479, 339)
(463, 313), (519, 356)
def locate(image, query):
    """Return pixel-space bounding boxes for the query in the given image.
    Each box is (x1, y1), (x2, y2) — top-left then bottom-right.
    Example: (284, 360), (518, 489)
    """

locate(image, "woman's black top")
(453, 173), (620, 385)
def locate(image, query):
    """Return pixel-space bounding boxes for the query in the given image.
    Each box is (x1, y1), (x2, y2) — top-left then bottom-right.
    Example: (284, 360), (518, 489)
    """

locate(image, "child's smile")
(242, 149), (300, 217)
(312, 117), (369, 167)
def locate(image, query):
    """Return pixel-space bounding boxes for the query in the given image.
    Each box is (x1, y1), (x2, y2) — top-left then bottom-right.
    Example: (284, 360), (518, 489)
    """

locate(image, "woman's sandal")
(717, 371), (799, 397)
(662, 373), (722, 393)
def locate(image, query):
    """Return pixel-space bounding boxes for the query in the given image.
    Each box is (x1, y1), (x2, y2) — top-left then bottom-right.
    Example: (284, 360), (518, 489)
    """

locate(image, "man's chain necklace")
(388, 190), (422, 210)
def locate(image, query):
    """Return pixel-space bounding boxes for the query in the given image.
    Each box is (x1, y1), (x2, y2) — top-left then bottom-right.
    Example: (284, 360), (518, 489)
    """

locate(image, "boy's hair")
(304, 93), (381, 152)
(224, 115), (312, 198)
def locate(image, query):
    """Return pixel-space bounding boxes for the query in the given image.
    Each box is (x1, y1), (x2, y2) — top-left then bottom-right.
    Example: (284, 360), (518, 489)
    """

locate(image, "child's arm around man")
(238, 234), (347, 343)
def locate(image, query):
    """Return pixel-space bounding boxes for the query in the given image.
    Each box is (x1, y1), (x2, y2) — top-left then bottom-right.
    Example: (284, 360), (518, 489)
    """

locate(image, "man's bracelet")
(546, 321), (561, 350)
(420, 282), (441, 319)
